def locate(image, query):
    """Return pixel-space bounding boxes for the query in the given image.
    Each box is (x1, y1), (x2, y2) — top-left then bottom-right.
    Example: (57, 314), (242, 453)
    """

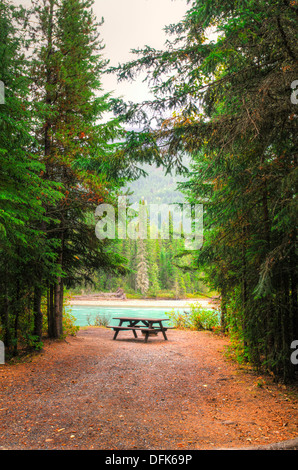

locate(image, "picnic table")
(107, 316), (174, 343)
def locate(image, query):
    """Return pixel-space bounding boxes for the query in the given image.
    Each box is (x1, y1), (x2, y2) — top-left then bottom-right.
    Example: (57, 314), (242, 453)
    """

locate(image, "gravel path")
(0, 327), (297, 450)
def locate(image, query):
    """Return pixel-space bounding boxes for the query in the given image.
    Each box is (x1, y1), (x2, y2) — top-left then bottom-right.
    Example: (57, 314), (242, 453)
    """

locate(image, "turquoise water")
(67, 305), (180, 327)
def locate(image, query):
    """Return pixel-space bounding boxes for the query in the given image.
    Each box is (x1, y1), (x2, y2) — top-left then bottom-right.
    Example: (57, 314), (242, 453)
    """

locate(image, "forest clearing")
(1, 0), (297, 455)
(0, 327), (298, 450)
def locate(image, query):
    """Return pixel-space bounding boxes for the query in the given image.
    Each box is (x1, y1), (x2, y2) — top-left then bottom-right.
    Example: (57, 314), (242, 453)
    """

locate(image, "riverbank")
(69, 297), (217, 309)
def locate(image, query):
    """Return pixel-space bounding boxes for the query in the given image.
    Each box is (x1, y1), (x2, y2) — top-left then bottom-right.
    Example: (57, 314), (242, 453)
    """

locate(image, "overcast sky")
(90, 1), (189, 194)
(15, 0), (189, 191)
(94, 0), (188, 101)
(16, 0), (188, 102)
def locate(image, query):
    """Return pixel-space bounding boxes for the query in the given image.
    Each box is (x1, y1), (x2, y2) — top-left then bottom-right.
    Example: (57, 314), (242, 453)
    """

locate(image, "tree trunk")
(241, 229), (248, 351)
(13, 278), (20, 356)
(3, 281), (10, 350)
(33, 286), (43, 341)
(290, 230), (298, 340)
(53, 277), (63, 338)
(53, 234), (64, 339)
(220, 286), (227, 333)
(47, 284), (55, 337)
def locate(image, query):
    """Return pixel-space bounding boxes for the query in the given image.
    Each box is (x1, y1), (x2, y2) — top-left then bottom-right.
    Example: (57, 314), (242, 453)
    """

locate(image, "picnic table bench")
(107, 316), (174, 343)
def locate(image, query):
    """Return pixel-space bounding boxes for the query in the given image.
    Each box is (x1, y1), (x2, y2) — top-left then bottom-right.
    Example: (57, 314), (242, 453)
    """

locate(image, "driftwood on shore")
(73, 288), (126, 301)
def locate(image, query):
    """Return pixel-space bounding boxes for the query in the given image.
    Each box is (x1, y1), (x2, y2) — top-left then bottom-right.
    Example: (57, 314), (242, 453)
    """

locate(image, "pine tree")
(0, 0), (62, 352)
(30, 0), (126, 337)
(135, 238), (149, 295)
(149, 262), (160, 297)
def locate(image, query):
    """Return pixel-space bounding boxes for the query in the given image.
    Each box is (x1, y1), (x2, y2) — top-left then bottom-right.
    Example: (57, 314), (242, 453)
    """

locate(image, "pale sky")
(15, 0), (189, 102)
(15, 0), (190, 193)
(93, 0), (188, 101)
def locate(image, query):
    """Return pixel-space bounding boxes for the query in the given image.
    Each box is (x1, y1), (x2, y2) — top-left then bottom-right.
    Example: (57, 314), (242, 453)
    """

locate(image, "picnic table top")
(112, 316), (170, 322)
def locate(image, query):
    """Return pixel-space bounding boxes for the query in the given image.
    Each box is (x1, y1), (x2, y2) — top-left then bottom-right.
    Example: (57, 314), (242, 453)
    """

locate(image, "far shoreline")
(69, 297), (217, 309)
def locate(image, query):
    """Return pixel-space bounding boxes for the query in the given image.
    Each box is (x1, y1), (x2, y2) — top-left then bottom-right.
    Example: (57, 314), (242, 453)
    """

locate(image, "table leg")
(159, 322), (168, 340)
(113, 319), (124, 340)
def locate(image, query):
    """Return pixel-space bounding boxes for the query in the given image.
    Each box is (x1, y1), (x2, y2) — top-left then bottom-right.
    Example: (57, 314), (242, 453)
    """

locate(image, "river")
(67, 305), (182, 327)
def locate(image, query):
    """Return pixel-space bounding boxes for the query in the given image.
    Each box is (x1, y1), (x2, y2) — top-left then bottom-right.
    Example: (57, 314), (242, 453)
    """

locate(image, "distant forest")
(73, 164), (208, 298)
(83, 233), (208, 299)
(125, 163), (187, 204)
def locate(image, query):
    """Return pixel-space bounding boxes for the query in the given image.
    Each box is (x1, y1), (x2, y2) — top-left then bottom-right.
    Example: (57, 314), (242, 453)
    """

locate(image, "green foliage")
(62, 311), (80, 337)
(167, 303), (220, 332)
(93, 313), (111, 327)
(166, 309), (192, 330)
(88, 226), (207, 297)
(148, 262), (160, 297)
(188, 303), (220, 332)
(111, 0), (298, 382)
(86, 312), (111, 327)
(23, 334), (44, 351)
(0, 0), (142, 355)
(135, 238), (149, 295)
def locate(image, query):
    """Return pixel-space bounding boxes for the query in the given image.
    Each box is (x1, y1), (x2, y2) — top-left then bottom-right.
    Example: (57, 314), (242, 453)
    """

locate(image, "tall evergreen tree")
(149, 262), (160, 297)
(0, 0), (62, 352)
(135, 238), (149, 295)
(30, 0), (127, 338)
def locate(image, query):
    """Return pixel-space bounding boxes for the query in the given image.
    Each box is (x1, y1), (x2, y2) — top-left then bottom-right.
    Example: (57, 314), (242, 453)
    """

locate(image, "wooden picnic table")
(107, 316), (173, 343)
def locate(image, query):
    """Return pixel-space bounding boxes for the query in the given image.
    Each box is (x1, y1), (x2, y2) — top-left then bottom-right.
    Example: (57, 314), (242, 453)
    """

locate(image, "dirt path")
(0, 328), (297, 450)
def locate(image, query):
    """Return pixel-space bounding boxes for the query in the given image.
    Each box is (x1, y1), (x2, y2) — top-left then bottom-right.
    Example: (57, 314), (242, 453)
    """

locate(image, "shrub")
(63, 310), (80, 336)
(167, 303), (220, 332)
(188, 303), (220, 331)
(86, 313), (111, 327)
(24, 333), (44, 351)
(93, 313), (111, 327)
(166, 309), (192, 329)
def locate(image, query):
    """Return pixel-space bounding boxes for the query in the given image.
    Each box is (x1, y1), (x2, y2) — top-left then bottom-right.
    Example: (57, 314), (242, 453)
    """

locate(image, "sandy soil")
(69, 298), (214, 308)
(0, 327), (297, 450)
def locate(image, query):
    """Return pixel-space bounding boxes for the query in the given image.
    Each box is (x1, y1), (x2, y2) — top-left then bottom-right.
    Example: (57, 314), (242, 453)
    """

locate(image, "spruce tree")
(30, 0), (126, 337)
(149, 262), (160, 297)
(135, 238), (149, 295)
(0, 0), (61, 351)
